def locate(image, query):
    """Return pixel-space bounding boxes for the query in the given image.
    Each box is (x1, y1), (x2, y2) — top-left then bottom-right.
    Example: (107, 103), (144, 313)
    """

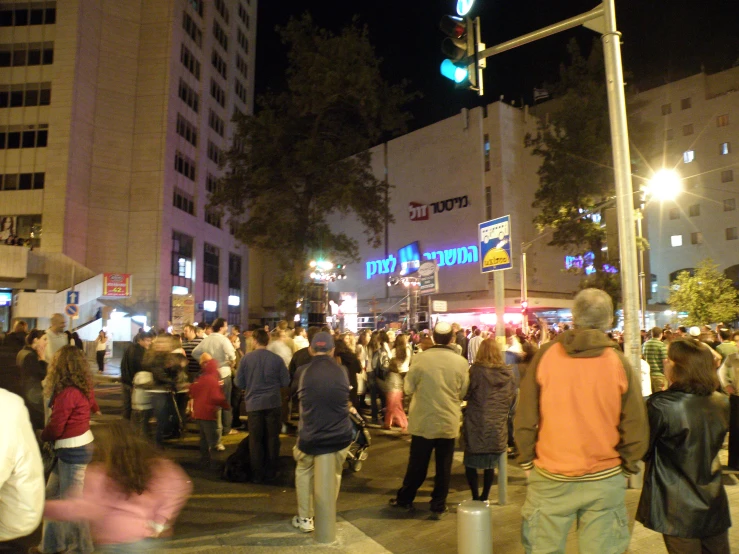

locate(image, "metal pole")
(494, 273), (506, 348)
(637, 210), (646, 330)
(521, 246), (528, 334)
(457, 500), (493, 554)
(497, 449), (508, 505)
(314, 454), (337, 544)
(601, 0), (641, 371)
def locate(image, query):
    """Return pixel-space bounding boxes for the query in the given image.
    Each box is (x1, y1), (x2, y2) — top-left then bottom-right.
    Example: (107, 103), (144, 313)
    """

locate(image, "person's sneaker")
(291, 515), (314, 533)
(215, 444), (226, 451)
(388, 498), (414, 512)
(430, 506), (449, 520)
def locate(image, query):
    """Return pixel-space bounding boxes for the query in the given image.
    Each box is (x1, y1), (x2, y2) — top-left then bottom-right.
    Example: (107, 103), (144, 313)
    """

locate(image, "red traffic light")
(440, 15), (467, 39)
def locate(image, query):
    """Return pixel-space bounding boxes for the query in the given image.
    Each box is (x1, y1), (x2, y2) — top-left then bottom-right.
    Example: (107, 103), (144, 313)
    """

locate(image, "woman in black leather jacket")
(636, 338), (731, 553)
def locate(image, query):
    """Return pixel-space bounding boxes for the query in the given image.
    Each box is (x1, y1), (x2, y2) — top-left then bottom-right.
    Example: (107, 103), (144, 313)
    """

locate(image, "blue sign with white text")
(479, 215), (513, 273)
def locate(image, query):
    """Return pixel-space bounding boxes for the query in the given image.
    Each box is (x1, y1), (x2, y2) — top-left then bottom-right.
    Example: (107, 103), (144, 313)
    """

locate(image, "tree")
(525, 39), (654, 298)
(668, 260), (739, 326)
(210, 15), (416, 315)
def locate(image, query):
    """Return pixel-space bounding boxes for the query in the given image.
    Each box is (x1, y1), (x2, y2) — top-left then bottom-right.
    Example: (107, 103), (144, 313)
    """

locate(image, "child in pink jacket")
(43, 421), (192, 551)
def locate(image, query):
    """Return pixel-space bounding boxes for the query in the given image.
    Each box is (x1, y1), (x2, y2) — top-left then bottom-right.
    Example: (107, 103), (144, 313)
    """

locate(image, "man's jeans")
(216, 375), (233, 440)
(293, 445), (350, 519)
(521, 469), (630, 554)
(40, 459), (94, 554)
(247, 406), (282, 481)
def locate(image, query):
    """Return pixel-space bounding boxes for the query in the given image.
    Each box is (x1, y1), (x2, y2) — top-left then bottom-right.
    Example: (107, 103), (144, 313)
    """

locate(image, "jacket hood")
(558, 329), (617, 358)
(201, 358), (219, 378)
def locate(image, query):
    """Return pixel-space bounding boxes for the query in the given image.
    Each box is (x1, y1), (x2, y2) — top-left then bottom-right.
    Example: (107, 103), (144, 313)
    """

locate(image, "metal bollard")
(314, 453), (337, 544)
(457, 500), (493, 554)
(627, 460), (644, 489)
(497, 453), (507, 505)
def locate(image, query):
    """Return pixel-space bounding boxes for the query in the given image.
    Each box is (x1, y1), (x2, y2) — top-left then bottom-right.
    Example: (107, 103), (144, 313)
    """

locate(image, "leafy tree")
(668, 260), (739, 326)
(525, 39), (654, 298)
(210, 15), (416, 314)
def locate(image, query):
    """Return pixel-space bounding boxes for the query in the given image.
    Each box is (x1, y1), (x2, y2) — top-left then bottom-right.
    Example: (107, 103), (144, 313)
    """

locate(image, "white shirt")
(293, 335), (309, 352)
(0, 390), (45, 540)
(192, 332), (236, 379)
(45, 328), (69, 363)
(268, 340), (293, 368)
(640, 359), (652, 397)
(467, 335), (483, 364)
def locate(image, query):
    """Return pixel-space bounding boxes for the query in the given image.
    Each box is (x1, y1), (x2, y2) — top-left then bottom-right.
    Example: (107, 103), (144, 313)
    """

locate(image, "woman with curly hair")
(31, 345), (100, 554)
(42, 420), (192, 552)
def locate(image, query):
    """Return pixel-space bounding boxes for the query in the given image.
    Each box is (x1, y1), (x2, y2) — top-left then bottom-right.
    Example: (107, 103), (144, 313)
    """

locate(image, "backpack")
(372, 347), (390, 380)
(222, 436), (252, 483)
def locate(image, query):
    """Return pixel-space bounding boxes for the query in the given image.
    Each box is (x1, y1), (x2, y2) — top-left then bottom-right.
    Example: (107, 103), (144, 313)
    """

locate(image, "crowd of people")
(0, 291), (736, 552)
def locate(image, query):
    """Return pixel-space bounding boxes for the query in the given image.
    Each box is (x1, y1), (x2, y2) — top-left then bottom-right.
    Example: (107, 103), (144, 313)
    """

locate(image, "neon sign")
(565, 252), (618, 275)
(367, 245), (479, 279)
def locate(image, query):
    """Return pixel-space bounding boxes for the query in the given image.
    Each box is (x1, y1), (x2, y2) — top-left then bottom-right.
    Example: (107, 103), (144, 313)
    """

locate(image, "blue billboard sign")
(479, 215), (512, 273)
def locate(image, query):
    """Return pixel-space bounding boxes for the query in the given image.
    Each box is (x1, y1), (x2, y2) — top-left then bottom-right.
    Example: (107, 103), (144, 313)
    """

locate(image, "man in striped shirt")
(642, 327), (667, 393)
(182, 324), (203, 381)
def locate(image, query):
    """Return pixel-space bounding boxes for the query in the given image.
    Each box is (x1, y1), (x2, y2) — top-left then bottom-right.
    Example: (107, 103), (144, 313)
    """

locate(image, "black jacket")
(121, 342), (146, 386)
(463, 363), (516, 455)
(636, 390), (731, 538)
(16, 346), (47, 431)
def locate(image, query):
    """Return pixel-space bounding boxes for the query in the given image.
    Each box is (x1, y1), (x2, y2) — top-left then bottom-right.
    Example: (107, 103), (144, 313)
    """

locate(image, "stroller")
(346, 409), (372, 472)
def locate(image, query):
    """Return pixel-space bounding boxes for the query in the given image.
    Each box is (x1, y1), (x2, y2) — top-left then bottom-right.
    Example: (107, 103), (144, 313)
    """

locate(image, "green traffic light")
(440, 59), (468, 83)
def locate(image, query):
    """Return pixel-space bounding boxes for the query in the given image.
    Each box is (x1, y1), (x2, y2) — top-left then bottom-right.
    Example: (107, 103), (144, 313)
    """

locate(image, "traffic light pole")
(469, 1), (641, 372)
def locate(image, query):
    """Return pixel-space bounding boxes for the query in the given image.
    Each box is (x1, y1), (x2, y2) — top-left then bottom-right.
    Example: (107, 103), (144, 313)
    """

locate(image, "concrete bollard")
(314, 453), (337, 544)
(457, 500), (493, 554)
(497, 453), (508, 506)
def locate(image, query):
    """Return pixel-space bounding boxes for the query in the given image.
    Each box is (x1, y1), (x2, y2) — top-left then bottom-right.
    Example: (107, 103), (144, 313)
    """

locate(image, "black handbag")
(41, 441), (57, 480)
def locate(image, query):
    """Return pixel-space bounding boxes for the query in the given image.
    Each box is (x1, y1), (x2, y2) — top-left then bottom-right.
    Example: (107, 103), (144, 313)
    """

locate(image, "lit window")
(690, 232), (702, 245)
(228, 295), (240, 307)
(203, 300), (217, 312)
(484, 134), (490, 172)
(727, 227), (738, 241)
(724, 199), (736, 212)
(720, 142), (730, 155)
(717, 114), (729, 127)
(683, 150), (694, 163)
(670, 235), (682, 247)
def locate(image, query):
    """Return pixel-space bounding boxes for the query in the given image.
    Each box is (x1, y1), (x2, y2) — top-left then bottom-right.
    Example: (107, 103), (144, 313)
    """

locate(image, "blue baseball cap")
(310, 332), (335, 353)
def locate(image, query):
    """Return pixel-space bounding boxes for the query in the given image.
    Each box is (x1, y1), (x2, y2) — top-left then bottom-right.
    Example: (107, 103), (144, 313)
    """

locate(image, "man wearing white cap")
(389, 321), (469, 519)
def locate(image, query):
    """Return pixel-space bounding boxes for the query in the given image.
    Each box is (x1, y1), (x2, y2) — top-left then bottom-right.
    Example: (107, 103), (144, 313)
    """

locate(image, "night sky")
(255, 0), (738, 131)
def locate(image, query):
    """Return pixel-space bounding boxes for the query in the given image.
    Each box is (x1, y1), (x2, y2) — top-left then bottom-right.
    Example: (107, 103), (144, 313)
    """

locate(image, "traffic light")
(439, 5), (484, 95)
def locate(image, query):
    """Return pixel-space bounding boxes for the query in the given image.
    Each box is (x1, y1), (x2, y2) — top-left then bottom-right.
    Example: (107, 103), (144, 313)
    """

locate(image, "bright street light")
(646, 169), (682, 202)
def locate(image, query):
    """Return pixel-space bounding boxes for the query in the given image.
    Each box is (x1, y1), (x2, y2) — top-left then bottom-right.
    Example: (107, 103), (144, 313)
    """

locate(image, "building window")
(210, 79), (225, 108)
(238, 3), (249, 27)
(722, 170), (734, 183)
(234, 79), (247, 105)
(668, 207), (679, 220)
(670, 235), (682, 247)
(187, 0), (203, 17)
(182, 12), (202, 47)
(717, 114), (729, 127)
(206, 173), (220, 193)
(664, 128), (673, 141)
(173, 187), (195, 215)
(690, 232), (703, 245)
(688, 204), (700, 217)
(176, 114), (198, 147)
(720, 142), (730, 155)
(0, 5), (56, 27)
(683, 150), (694, 163)
(235, 54), (248, 79)
(229, 253), (242, 289)
(180, 44), (200, 80)
(171, 231), (194, 278)
(661, 103), (671, 115)
(211, 50), (227, 79)
(0, 125), (48, 149)
(205, 207), (222, 229)
(213, 20), (228, 51)
(727, 228), (738, 241)
(681, 97), (691, 110)
(237, 28), (249, 54)
(485, 186), (491, 220)
(178, 79), (199, 113)
(174, 151), (196, 181)
(0, 83), (52, 108)
(204, 243), (220, 284)
(484, 134), (490, 172)
(724, 198), (735, 212)
(0, 42), (54, 67)
(207, 140), (223, 165)
(682, 124), (693, 136)
(214, 0), (230, 23)
(0, 172), (44, 191)
(208, 110), (224, 137)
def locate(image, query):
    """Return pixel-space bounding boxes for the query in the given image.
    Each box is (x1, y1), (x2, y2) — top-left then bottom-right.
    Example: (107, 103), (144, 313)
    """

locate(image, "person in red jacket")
(190, 355), (231, 467)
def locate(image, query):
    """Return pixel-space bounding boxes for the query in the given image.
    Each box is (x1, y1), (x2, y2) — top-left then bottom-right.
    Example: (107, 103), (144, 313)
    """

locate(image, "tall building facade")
(0, 0), (257, 332)
(632, 67), (739, 305)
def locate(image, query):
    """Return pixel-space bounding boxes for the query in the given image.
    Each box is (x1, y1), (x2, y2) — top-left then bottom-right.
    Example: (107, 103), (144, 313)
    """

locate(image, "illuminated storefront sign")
(366, 245), (479, 279)
(565, 252), (618, 275)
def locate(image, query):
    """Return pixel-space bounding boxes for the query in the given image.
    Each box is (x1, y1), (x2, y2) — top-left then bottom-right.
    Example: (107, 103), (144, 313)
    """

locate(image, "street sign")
(432, 300), (448, 312)
(64, 304), (79, 318)
(67, 291), (80, 305)
(418, 260), (439, 295)
(479, 215), (513, 273)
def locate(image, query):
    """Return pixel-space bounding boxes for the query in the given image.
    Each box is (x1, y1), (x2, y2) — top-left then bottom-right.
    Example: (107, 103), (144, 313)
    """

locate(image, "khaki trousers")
(293, 445), (350, 519)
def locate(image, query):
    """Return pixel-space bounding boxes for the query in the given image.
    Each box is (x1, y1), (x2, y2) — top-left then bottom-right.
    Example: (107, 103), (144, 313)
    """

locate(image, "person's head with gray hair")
(572, 288), (614, 332)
